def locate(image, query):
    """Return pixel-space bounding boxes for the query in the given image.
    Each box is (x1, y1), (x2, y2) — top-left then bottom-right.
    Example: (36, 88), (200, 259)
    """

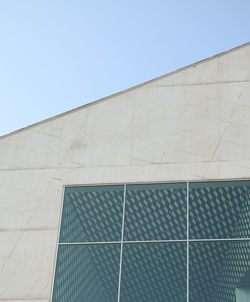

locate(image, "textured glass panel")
(59, 185), (124, 242)
(120, 243), (187, 302)
(189, 241), (250, 302)
(124, 183), (187, 241)
(52, 244), (120, 302)
(190, 180), (250, 239)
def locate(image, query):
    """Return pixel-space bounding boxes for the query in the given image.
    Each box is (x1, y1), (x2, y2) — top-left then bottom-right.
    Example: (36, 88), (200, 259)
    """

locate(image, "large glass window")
(59, 186), (124, 243)
(124, 183), (187, 241)
(52, 181), (250, 302)
(189, 181), (250, 239)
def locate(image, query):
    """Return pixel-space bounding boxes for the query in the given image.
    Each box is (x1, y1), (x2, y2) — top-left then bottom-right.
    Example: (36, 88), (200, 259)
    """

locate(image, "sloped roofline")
(1, 41), (250, 140)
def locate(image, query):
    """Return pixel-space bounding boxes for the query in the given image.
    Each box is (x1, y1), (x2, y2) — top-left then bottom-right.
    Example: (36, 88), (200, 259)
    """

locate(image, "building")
(0, 42), (250, 302)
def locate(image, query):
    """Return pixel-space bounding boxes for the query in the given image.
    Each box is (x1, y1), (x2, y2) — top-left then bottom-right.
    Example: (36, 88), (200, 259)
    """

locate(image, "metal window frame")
(50, 178), (250, 302)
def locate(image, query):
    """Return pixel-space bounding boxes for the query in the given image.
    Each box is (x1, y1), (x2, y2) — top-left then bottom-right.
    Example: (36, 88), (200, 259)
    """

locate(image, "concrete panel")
(0, 230), (57, 300)
(0, 300), (48, 302)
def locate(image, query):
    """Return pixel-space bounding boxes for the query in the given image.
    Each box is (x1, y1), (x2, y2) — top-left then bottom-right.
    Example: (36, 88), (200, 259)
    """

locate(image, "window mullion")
(117, 184), (127, 302)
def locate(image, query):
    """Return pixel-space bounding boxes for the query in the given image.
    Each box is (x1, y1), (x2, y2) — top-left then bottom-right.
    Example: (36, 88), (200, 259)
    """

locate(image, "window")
(52, 180), (250, 302)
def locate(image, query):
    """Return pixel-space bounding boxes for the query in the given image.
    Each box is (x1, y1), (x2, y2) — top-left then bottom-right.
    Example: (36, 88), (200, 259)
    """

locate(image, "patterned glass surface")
(52, 244), (120, 302)
(189, 180), (250, 239)
(124, 183), (187, 241)
(59, 185), (124, 242)
(120, 243), (187, 302)
(53, 181), (250, 302)
(189, 241), (250, 302)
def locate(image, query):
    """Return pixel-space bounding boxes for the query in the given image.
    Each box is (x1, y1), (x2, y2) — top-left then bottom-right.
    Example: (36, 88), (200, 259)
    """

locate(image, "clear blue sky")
(0, 0), (249, 136)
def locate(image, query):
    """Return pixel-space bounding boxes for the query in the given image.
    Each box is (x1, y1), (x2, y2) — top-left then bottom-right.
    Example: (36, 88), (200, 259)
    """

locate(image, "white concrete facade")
(0, 42), (249, 301)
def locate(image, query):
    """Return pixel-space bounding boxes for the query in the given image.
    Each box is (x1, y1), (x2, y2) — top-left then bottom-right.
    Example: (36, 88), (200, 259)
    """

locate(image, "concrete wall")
(0, 43), (249, 301)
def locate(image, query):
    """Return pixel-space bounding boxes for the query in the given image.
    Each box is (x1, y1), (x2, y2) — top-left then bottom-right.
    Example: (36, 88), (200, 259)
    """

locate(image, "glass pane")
(189, 241), (250, 302)
(124, 183), (187, 241)
(189, 180), (250, 239)
(59, 185), (124, 242)
(52, 244), (120, 302)
(120, 243), (187, 302)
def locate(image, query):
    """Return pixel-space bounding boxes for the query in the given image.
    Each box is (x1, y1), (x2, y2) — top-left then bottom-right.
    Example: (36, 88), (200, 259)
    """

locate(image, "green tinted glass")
(59, 185), (124, 242)
(189, 241), (250, 302)
(124, 183), (187, 240)
(52, 244), (120, 302)
(120, 243), (187, 302)
(189, 180), (250, 239)
(53, 181), (250, 302)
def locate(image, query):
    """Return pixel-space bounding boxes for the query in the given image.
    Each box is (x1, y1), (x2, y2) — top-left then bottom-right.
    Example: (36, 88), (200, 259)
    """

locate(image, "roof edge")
(1, 41), (249, 140)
